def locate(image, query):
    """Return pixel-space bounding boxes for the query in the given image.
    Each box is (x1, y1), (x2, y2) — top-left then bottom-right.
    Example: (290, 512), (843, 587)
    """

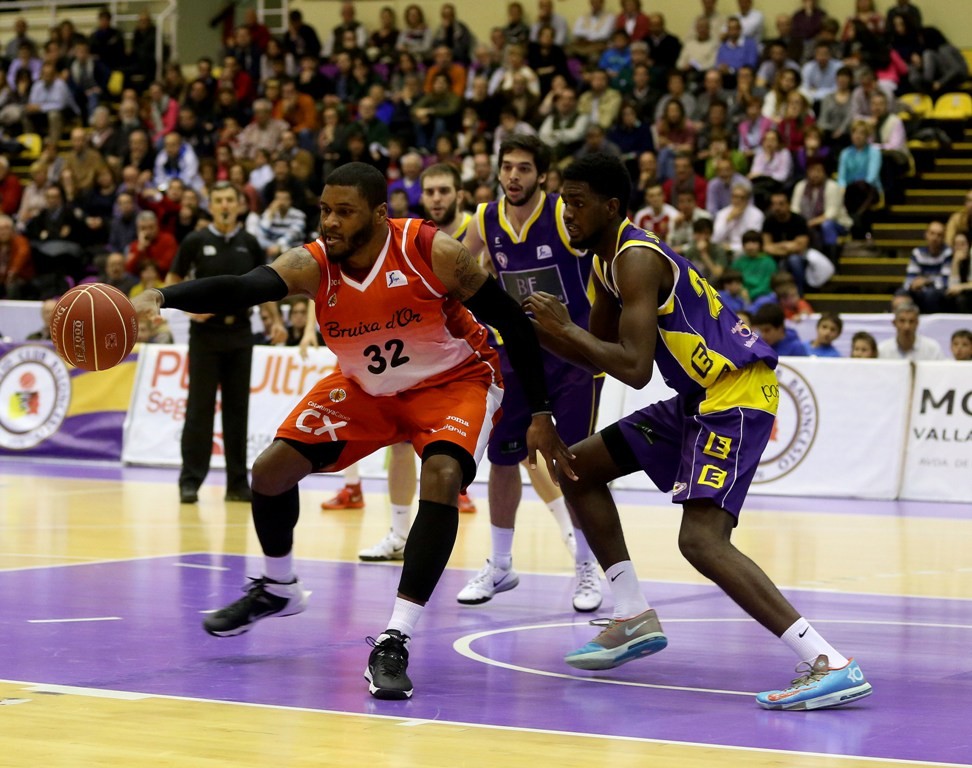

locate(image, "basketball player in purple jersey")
(526, 153), (871, 710)
(458, 134), (605, 612)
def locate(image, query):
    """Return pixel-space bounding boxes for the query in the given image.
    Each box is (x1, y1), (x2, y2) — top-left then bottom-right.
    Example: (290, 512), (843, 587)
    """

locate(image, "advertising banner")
(901, 362), (972, 502)
(0, 342), (136, 460)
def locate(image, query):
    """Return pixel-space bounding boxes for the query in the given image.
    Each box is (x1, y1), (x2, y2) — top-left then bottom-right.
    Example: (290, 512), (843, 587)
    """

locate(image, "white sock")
(390, 504), (411, 539)
(385, 596), (423, 639)
(573, 527), (594, 564)
(490, 525), (515, 570)
(345, 465), (360, 485)
(604, 560), (649, 619)
(547, 496), (572, 539)
(781, 618), (850, 667)
(264, 553), (295, 583)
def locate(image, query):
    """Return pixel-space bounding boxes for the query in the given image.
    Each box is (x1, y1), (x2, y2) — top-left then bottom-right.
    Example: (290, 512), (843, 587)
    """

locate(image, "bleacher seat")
(15, 133), (42, 159)
(931, 92), (972, 121)
(898, 93), (933, 120)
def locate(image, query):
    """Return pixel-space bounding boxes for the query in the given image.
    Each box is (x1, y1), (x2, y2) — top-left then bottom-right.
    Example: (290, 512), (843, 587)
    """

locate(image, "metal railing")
(0, 0), (177, 77)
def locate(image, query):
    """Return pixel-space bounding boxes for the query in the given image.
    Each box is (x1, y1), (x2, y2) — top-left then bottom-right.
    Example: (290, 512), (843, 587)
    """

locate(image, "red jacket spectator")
(125, 212), (178, 276)
(663, 174), (707, 209)
(615, 5), (651, 42)
(0, 161), (24, 216)
(0, 222), (34, 297)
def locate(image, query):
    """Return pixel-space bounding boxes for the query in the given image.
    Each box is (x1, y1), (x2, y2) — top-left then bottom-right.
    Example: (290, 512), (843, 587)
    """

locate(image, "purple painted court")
(2, 550), (971, 764)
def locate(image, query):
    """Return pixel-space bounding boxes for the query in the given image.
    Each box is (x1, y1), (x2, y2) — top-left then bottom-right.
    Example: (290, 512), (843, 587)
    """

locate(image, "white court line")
(174, 562), (230, 571)
(27, 617), (121, 624)
(23, 683), (149, 700)
(0, 676), (967, 768)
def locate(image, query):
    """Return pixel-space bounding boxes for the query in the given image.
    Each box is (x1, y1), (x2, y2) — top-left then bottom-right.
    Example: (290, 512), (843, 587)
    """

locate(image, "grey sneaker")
(565, 608), (668, 670)
(457, 559), (519, 604)
(571, 560), (603, 613)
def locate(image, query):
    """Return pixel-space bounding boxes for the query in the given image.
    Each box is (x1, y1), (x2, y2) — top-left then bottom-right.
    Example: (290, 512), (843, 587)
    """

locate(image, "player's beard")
(325, 218), (377, 264)
(504, 179), (539, 207)
(429, 198), (458, 228)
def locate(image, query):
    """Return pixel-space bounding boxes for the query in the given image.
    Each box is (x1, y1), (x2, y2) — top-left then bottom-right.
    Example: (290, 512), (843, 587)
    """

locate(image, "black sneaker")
(203, 577), (307, 637)
(225, 487), (252, 503)
(180, 485), (199, 504)
(364, 630), (413, 699)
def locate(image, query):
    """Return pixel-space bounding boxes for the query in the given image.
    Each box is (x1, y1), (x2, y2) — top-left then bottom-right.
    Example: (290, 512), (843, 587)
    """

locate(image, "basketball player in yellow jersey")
(133, 162), (573, 700)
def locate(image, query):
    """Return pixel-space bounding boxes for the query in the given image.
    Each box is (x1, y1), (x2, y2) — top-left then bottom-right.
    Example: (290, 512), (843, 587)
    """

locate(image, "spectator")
(916, 27), (969, 96)
(690, 0), (725, 42)
(717, 268), (749, 313)
(572, 0), (616, 60)
(283, 9), (322, 60)
(137, 312), (174, 344)
(398, 4), (433, 59)
(850, 330), (879, 358)
(16, 161), (47, 228)
(616, 0), (651, 42)
(716, 16), (759, 75)
(246, 188), (307, 259)
(0, 213), (34, 299)
(100, 250), (138, 295)
(842, 0), (884, 41)
(713, 184), (764, 253)
(67, 39), (107, 121)
(7, 41), (42, 91)
(125, 210), (177, 277)
(693, 69), (732, 123)
(792, 159), (849, 256)
(655, 101), (696, 179)
(838, 120), (882, 239)
(849, 67), (880, 123)
(23, 61), (78, 142)
(530, 0), (570, 47)
(817, 66), (854, 147)
(951, 330), (972, 361)
(633, 183), (679, 239)
(945, 189), (972, 247)
(905, 221), (952, 314)
(425, 45), (468, 98)
(4, 18), (36, 61)
(886, 0), (922, 35)
(677, 17), (719, 76)
(25, 185), (85, 293)
(684, 217), (730, 281)
(801, 42), (841, 103)
(732, 229), (778, 300)
(283, 296), (319, 347)
(128, 258), (165, 299)
(669, 189), (712, 253)
(777, 92), (815, 154)
(646, 13), (682, 73)
(654, 69), (698, 125)
(756, 40), (800, 91)
(707, 156), (751, 217)
(737, 97), (772, 161)
(736, 0), (765, 43)
(538, 87), (589, 162)
(89, 9), (125, 69)
(430, 3), (475, 64)
(488, 44), (540, 97)
(878, 303), (945, 360)
(63, 127), (106, 193)
(26, 298), (57, 340)
(144, 81), (179, 144)
(752, 302), (807, 356)
(387, 152), (425, 215)
(237, 99), (289, 162)
(274, 79), (319, 148)
(749, 129), (792, 193)
(663, 153), (706, 209)
(632, 150), (659, 210)
(326, 1), (367, 58)
(946, 232), (972, 314)
(154, 132), (202, 192)
(870, 91), (910, 204)
(763, 191), (810, 293)
(791, 0), (825, 50)
(761, 67), (801, 122)
(412, 72), (462, 150)
(0, 157), (23, 217)
(805, 312), (843, 357)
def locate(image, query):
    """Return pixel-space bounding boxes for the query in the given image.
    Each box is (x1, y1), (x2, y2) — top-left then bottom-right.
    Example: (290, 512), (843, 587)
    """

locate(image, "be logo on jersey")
(753, 362), (819, 484)
(0, 345), (71, 450)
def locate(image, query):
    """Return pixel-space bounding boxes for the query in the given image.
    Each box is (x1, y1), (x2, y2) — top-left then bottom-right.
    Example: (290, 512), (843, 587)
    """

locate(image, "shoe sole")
(757, 681), (874, 711)
(565, 633), (668, 670)
(572, 594), (603, 613)
(321, 501), (365, 510)
(202, 594), (309, 638)
(457, 574), (519, 605)
(358, 551), (405, 562)
(363, 668), (413, 699)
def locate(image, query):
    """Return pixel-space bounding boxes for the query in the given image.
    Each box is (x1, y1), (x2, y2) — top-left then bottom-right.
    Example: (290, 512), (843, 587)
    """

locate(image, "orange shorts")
(274, 360), (504, 474)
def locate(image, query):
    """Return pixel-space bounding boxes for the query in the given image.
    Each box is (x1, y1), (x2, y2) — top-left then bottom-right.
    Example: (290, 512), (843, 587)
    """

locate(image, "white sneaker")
(358, 530), (407, 562)
(563, 530), (577, 558)
(572, 560), (603, 612)
(457, 559), (519, 605)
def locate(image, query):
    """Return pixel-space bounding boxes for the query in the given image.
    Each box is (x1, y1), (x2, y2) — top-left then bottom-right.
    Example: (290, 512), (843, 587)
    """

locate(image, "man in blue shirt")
(752, 303), (808, 356)
(716, 17), (759, 75)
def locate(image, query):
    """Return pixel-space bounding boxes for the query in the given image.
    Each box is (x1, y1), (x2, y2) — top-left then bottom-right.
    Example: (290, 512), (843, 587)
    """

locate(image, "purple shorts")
(603, 365), (779, 519)
(488, 349), (603, 466)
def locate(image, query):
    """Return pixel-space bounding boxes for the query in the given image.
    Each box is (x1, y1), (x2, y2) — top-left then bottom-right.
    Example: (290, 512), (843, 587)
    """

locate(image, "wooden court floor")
(1, 459), (971, 768)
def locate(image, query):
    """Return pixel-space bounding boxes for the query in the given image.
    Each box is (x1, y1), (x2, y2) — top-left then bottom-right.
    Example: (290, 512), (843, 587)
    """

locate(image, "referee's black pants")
(180, 328), (253, 493)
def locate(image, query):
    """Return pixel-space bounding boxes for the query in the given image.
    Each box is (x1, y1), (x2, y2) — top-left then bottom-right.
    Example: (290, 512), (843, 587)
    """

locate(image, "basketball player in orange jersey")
(132, 162), (572, 700)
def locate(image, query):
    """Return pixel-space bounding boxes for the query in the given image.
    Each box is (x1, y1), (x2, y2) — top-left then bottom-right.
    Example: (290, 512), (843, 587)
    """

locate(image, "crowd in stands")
(0, 0), (970, 355)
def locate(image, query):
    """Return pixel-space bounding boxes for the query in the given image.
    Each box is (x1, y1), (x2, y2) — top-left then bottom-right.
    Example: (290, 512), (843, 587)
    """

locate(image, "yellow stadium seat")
(16, 133), (42, 159)
(962, 49), (972, 73)
(897, 92), (933, 120)
(932, 92), (972, 120)
(107, 70), (125, 96)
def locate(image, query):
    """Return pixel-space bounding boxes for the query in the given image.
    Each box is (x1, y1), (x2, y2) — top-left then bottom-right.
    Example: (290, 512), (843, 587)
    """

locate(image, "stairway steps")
(825, 275), (904, 293)
(805, 293), (894, 312)
(838, 257), (909, 276)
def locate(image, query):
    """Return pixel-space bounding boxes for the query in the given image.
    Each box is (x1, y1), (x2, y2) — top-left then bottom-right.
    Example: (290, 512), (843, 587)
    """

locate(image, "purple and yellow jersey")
(453, 211), (473, 243)
(478, 192), (594, 330)
(594, 220), (778, 410)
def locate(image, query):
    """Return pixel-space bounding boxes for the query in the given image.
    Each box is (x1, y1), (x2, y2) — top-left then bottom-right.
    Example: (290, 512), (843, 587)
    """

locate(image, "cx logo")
(295, 409), (347, 440)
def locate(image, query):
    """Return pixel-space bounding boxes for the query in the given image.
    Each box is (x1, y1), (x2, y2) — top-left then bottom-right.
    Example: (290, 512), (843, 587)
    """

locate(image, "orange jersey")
(304, 218), (500, 397)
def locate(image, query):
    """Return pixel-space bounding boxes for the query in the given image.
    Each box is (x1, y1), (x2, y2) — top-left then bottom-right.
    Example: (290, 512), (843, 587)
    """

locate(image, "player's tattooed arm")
(270, 246), (324, 298)
(431, 231), (488, 301)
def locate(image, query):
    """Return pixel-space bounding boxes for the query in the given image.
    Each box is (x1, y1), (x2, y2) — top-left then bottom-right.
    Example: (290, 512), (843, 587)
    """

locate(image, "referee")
(166, 181), (285, 504)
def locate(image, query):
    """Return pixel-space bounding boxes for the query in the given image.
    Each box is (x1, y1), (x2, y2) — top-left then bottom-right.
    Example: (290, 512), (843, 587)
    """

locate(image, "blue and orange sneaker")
(756, 655), (873, 710)
(564, 609), (668, 670)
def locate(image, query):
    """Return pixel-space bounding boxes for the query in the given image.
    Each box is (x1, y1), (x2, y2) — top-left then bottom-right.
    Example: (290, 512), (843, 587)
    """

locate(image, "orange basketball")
(49, 284), (139, 371)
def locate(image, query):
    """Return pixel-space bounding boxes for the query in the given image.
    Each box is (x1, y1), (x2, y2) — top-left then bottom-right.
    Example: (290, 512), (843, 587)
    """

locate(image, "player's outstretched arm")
(430, 232), (577, 481)
(525, 246), (660, 389)
(131, 246), (322, 319)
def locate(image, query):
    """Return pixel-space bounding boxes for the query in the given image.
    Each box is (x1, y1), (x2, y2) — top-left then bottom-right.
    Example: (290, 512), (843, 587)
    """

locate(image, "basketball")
(49, 284), (139, 371)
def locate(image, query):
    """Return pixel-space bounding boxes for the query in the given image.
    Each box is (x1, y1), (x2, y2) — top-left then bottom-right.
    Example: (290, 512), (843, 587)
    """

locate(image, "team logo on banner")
(754, 362), (819, 484)
(0, 345), (72, 450)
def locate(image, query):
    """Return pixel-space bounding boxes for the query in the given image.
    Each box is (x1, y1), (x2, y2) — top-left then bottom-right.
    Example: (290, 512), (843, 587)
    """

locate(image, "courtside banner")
(901, 362), (972, 503)
(123, 344), (365, 470)
(0, 342), (136, 459)
(609, 358), (911, 500)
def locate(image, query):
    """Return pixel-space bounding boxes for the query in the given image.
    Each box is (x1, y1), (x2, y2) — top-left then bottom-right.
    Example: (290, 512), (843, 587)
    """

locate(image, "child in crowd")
(805, 312), (842, 357)
(731, 230), (777, 301)
(850, 331), (879, 358)
(952, 329), (972, 361)
(749, 272), (813, 319)
(752, 302), (808, 356)
(717, 268), (749, 314)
